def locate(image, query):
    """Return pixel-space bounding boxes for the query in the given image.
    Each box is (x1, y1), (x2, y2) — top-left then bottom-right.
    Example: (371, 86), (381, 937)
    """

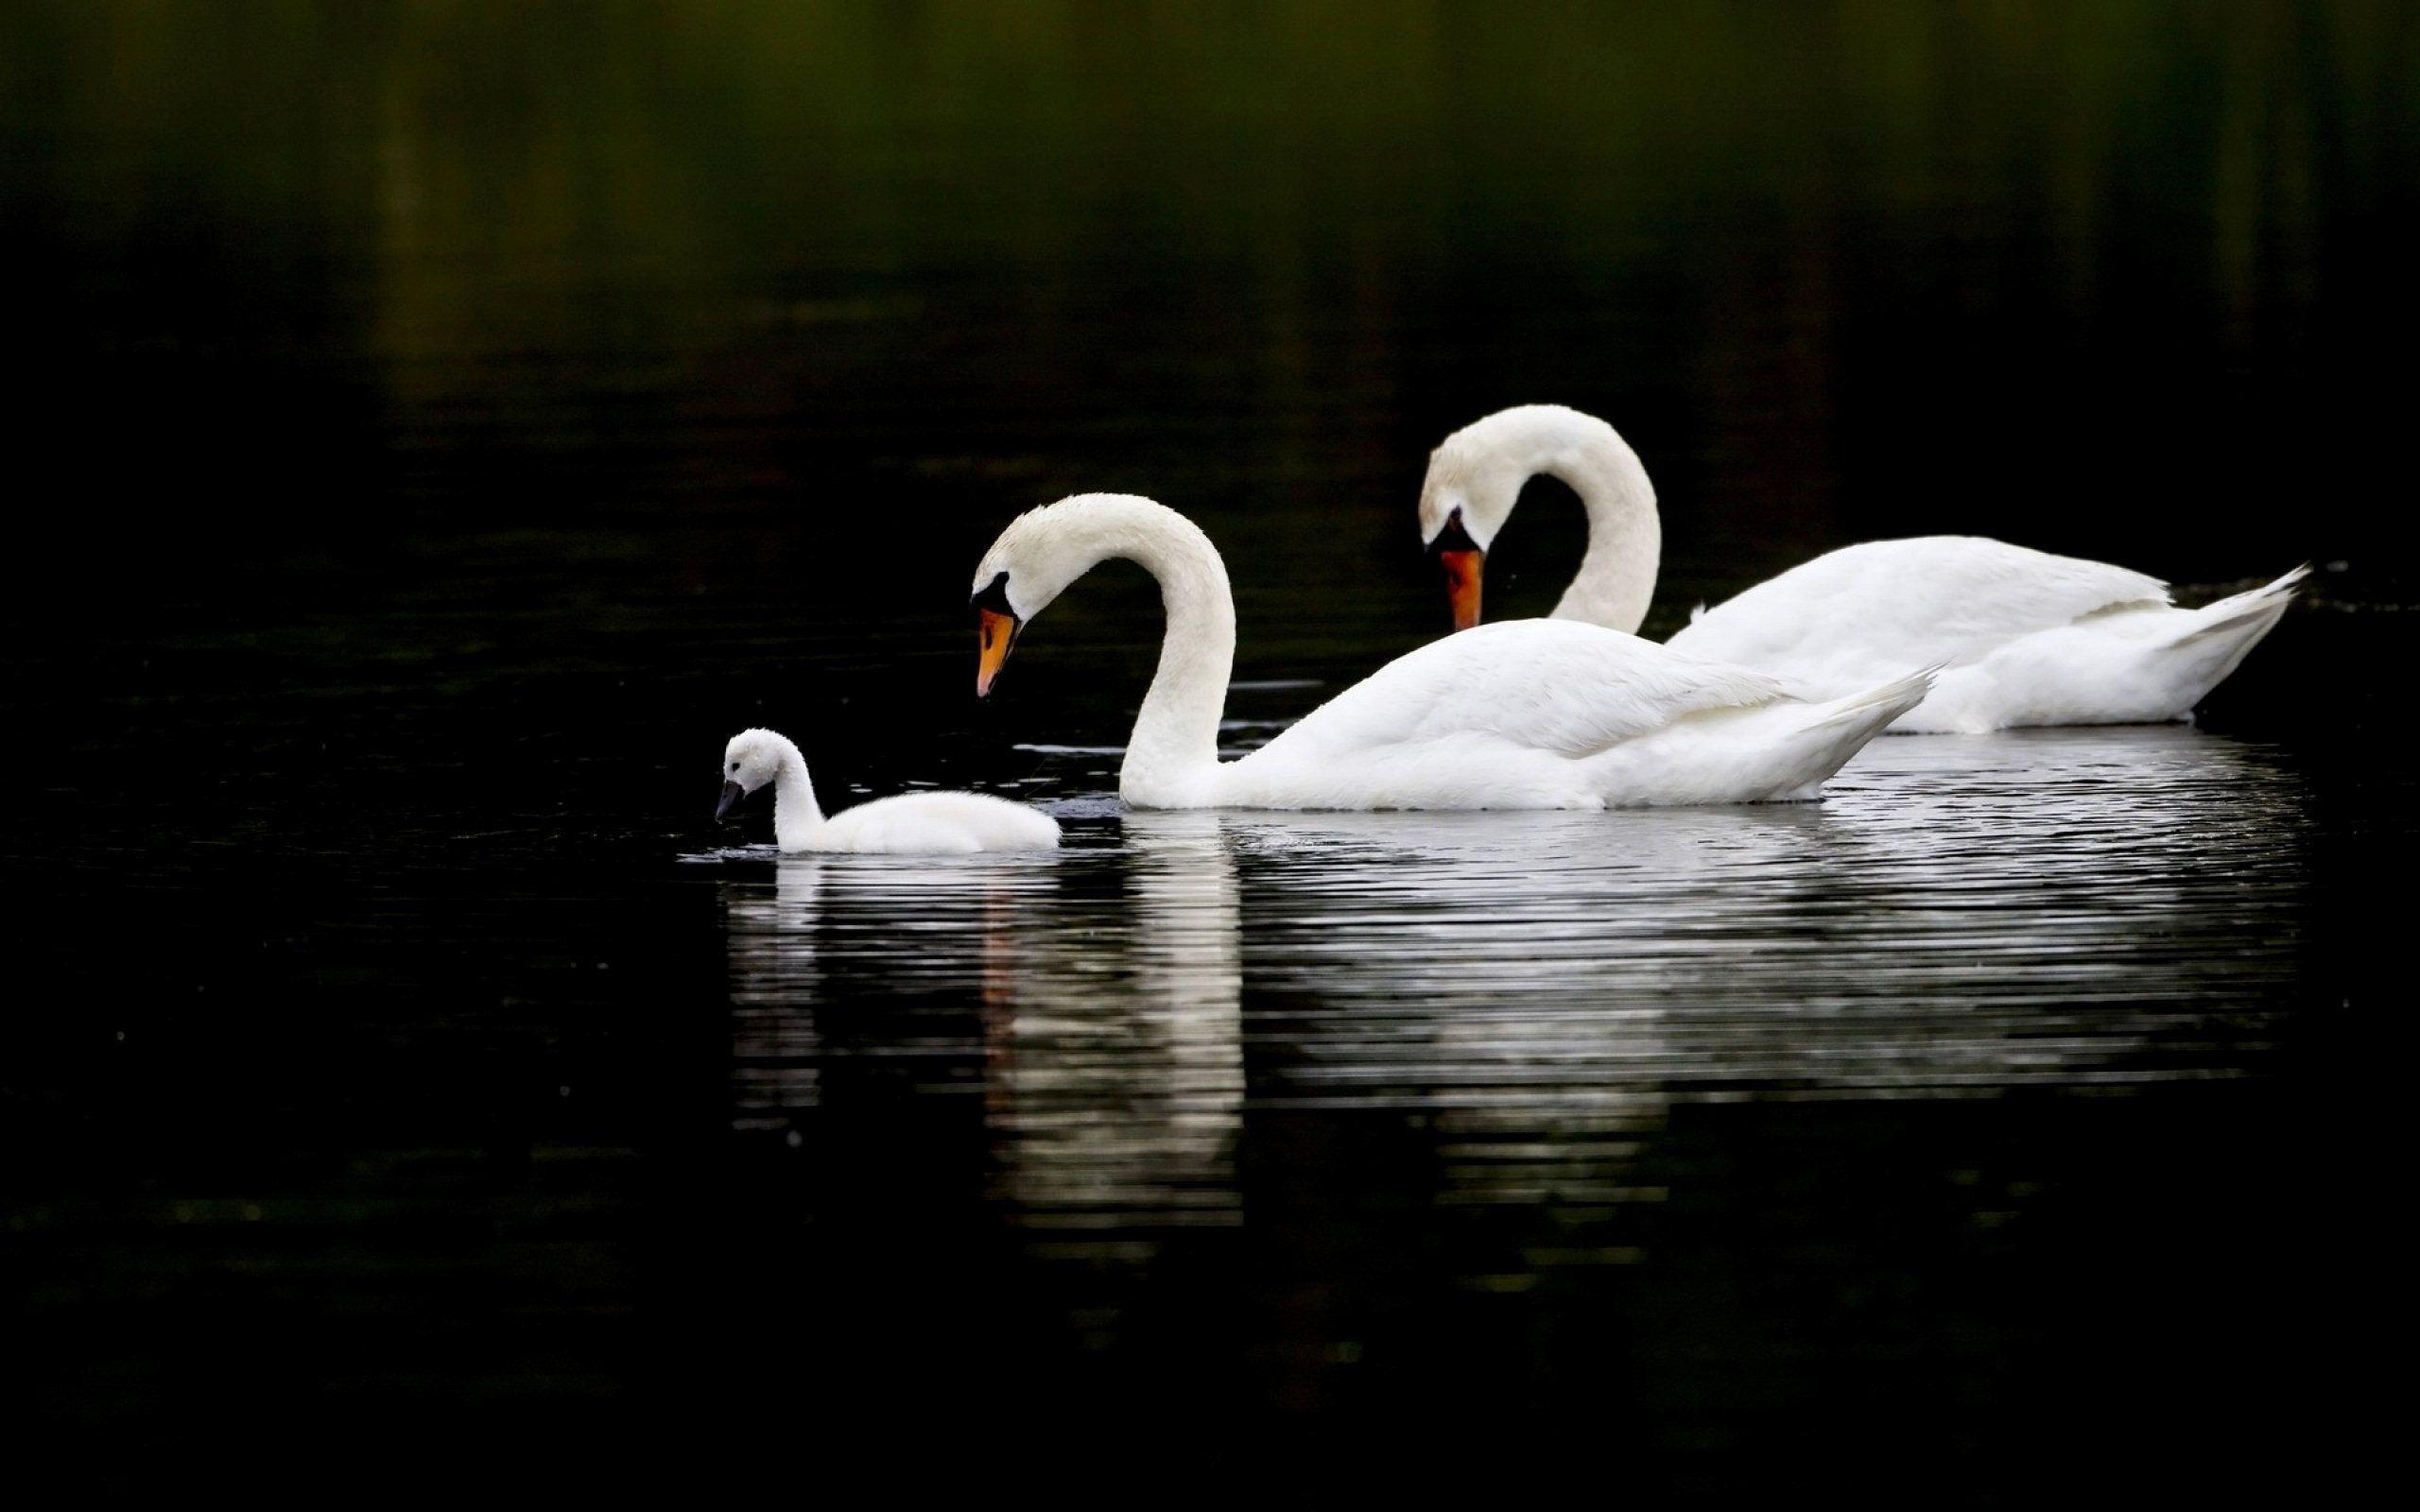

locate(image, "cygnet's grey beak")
(716, 781), (745, 821)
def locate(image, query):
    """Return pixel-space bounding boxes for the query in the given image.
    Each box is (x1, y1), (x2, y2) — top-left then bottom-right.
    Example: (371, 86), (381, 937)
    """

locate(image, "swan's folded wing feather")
(1257, 619), (1790, 763)
(1668, 536), (2172, 671)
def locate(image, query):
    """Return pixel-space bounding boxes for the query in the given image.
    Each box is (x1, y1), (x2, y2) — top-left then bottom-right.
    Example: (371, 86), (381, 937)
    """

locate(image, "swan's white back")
(1665, 537), (2165, 672)
(1667, 541), (2303, 732)
(1223, 620), (1935, 809)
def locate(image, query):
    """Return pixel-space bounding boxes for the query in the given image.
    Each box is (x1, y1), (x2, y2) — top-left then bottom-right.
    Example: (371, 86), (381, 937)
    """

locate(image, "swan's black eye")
(729, 762), (739, 771)
(972, 571), (1014, 615)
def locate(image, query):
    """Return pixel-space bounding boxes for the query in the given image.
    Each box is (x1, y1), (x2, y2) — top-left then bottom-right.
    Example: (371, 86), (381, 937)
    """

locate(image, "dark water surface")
(5, 1), (2414, 1494)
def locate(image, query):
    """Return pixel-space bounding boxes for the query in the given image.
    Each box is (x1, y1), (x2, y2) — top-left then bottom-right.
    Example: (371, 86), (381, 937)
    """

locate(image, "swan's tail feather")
(1748, 663), (1940, 800)
(1802, 662), (1942, 736)
(2165, 563), (2308, 646)
(2107, 564), (2303, 717)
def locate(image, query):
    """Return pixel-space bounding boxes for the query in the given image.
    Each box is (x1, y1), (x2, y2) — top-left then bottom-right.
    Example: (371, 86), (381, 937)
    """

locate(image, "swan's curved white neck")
(1536, 424), (1662, 634)
(1034, 497), (1237, 806)
(767, 736), (826, 849)
(1120, 512), (1236, 806)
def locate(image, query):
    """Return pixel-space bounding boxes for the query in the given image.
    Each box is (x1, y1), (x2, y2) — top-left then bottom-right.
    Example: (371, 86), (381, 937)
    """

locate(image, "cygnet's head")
(1418, 404), (1619, 631)
(717, 728), (789, 819)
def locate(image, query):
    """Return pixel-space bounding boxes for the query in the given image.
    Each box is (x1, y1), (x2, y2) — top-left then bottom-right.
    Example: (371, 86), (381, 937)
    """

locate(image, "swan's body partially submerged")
(717, 728), (1060, 853)
(1418, 404), (2304, 733)
(971, 493), (1931, 810)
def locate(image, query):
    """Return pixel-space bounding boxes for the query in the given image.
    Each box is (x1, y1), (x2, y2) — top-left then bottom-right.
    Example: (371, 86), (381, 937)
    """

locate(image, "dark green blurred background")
(7, 0), (2413, 622)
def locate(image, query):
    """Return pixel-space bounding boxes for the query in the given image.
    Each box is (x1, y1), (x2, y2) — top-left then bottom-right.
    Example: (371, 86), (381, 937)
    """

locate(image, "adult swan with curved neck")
(1418, 404), (2307, 734)
(970, 493), (1934, 810)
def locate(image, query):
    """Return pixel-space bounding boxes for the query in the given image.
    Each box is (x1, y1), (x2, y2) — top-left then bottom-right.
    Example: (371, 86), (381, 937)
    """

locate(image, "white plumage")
(970, 494), (1932, 810)
(1418, 404), (2304, 733)
(718, 728), (1060, 854)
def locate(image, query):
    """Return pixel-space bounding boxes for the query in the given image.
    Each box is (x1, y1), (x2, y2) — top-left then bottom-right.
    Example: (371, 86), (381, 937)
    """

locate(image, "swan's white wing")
(1666, 536), (2170, 676)
(1252, 619), (1790, 765)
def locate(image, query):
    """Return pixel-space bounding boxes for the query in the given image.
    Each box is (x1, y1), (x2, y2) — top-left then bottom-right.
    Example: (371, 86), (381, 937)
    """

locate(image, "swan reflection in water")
(1248, 729), (2305, 1082)
(723, 724), (2307, 1234)
(980, 812), (1245, 1248)
(1205, 725), (2307, 1219)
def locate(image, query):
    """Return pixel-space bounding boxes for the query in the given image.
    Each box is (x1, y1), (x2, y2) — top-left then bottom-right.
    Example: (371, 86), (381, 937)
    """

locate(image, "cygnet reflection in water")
(717, 824), (1245, 1256)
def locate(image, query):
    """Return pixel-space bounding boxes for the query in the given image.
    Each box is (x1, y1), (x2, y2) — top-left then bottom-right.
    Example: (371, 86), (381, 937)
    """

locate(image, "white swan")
(717, 728), (1060, 853)
(970, 493), (1934, 810)
(1417, 404), (2307, 734)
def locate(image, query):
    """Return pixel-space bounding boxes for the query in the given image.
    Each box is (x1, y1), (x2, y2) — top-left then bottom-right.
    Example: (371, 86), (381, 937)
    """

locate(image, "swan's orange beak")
(1439, 549), (1483, 631)
(977, 607), (1020, 697)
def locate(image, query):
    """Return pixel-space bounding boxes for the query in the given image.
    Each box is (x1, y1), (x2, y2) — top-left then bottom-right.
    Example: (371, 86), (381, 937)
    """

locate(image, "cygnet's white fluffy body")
(720, 728), (1059, 854)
